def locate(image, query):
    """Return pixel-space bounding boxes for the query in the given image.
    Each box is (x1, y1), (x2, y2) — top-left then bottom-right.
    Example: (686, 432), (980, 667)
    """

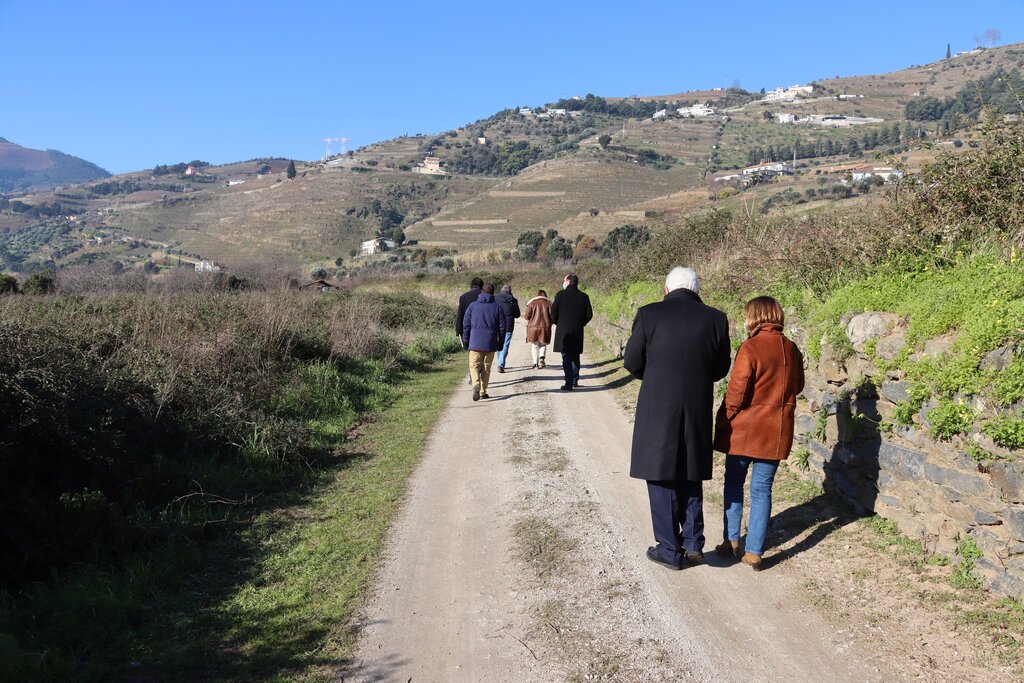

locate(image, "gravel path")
(346, 341), (879, 682)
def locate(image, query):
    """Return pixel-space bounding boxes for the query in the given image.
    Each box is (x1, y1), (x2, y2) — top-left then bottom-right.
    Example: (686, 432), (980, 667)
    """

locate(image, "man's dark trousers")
(561, 351), (581, 388)
(647, 479), (704, 567)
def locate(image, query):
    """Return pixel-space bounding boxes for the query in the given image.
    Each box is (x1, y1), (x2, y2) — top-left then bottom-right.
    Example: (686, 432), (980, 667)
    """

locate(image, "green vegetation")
(950, 535), (985, 590)
(981, 415), (1024, 450)
(927, 401), (975, 440)
(0, 289), (460, 679)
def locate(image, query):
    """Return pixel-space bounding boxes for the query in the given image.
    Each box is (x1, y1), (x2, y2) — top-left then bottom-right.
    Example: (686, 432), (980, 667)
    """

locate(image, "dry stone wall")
(794, 312), (1024, 599)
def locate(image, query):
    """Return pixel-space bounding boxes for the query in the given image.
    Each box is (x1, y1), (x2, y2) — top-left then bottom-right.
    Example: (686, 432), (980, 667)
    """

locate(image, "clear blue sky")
(2, 1), (1022, 174)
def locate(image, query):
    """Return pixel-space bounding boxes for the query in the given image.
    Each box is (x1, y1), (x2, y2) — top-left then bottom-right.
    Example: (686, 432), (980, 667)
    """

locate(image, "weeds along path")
(346, 340), (878, 682)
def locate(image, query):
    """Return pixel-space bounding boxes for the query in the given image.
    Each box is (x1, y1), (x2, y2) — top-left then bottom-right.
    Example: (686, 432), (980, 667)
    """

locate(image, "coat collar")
(750, 323), (784, 337)
(476, 292), (495, 303)
(665, 288), (702, 303)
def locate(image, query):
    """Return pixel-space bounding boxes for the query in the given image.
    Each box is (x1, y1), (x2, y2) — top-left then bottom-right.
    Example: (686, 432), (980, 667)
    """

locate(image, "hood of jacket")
(476, 292), (495, 303)
(495, 292), (517, 304)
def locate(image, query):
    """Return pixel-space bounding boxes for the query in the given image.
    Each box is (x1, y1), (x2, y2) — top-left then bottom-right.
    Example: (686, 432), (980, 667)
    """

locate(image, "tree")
(545, 228), (559, 240)
(545, 236), (573, 261)
(22, 270), (56, 294)
(905, 96), (951, 121)
(390, 227), (406, 245)
(983, 28), (1001, 47)
(601, 224), (651, 258)
(0, 273), (18, 294)
(310, 267), (329, 279)
(286, 160), (296, 179)
(598, 134), (612, 149)
(334, 256), (345, 266)
(762, 110), (774, 120)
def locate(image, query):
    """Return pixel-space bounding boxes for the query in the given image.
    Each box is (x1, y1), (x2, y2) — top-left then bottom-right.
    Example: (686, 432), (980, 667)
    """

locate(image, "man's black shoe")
(646, 546), (683, 570)
(560, 384), (573, 391)
(497, 366), (505, 373)
(480, 392), (490, 399)
(573, 379), (580, 387)
(472, 386), (480, 402)
(684, 550), (705, 564)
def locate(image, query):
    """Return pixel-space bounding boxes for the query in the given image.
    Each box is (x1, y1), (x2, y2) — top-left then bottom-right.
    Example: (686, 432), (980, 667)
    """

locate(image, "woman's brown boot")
(741, 552), (763, 571)
(714, 540), (741, 559)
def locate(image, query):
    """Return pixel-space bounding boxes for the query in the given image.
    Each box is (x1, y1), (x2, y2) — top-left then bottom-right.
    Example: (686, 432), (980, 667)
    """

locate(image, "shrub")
(981, 415), (1024, 450)
(21, 269), (56, 294)
(0, 273), (18, 294)
(927, 401), (974, 440)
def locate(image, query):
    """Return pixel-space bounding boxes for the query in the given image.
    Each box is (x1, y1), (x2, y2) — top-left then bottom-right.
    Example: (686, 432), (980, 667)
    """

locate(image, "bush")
(982, 415), (1024, 450)
(601, 224), (651, 258)
(926, 401), (974, 440)
(21, 269), (56, 294)
(0, 273), (18, 294)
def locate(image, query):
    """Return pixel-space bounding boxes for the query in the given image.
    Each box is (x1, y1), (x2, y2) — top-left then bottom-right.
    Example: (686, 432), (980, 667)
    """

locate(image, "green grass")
(1, 350), (465, 682)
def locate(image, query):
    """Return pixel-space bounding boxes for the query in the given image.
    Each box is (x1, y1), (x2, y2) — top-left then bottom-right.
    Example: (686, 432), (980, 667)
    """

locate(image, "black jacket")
(455, 286), (481, 337)
(494, 292), (521, 334)
(550, 284), (593, 354)
(624, 288), (731, 482)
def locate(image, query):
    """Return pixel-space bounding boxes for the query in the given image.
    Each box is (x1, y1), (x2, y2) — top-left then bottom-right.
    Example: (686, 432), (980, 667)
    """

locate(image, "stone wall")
(795, 312), (1024, 599)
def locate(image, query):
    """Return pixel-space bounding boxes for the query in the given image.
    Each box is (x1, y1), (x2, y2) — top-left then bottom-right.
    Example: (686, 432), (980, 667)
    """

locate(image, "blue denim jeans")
(723, 455), (780, 556)
(497, 332), (513, 368)
(561, 351), (580, 387)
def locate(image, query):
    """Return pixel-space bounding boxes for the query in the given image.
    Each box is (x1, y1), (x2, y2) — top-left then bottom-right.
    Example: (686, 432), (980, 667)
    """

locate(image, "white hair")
(665, 266), (700, 294)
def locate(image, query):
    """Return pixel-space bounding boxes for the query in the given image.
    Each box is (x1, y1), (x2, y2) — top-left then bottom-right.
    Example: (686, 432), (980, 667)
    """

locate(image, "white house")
(763, 84), (813, 102)
(652, 108), (668, 119)
(477, 137), (488, 145)
(677, 103), (715, 117)
(360, 238), (398, 256)
(549, 108), (567, 116)
(195, 260), (221, 273)
(519, 107), (533, 115)
(851, 166), (904, 182)
(227, 177), (246, 186)
(413, 156), (446, 175)
(777, 113), (797, 124)
(741, 162), (795, 177)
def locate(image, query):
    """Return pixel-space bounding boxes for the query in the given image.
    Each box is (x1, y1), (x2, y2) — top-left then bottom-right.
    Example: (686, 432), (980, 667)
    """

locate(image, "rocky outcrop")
(797, 312), (1024, 599)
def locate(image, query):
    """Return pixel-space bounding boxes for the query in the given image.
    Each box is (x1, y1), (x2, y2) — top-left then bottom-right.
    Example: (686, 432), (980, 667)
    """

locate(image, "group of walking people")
(455, 264), (803, 571)
(456, 274), (592, 401)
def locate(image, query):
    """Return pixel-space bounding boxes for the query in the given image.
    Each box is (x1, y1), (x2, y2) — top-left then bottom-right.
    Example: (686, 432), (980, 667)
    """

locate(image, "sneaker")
(497, 366), (505, 373)
(472, 386), (480, 402)
(539, 360), (545, 368)
(480, 392), (490, 399)
(684, 550), (705, 564)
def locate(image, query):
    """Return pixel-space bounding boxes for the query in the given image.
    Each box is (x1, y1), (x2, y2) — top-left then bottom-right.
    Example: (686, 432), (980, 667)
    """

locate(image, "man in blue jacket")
(494, 284), (521, 373)
(462, 283), (508, 401)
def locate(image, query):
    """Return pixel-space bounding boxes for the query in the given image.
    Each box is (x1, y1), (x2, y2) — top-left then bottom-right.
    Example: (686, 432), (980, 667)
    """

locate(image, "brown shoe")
(714, 540), (741, 559)
(741, 552), (763, 571)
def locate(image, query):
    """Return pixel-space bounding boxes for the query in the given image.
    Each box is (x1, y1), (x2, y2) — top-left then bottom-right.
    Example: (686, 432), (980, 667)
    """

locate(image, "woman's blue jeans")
(723, 455), (780, 556)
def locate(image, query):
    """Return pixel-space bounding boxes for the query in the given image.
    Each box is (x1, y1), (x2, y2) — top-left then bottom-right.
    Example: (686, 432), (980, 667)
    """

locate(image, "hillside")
(2, 42), (1023, 276)
(0, 138), (110, 193)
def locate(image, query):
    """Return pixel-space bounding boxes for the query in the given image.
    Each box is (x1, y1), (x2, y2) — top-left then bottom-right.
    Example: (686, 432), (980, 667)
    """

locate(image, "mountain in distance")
(0, 138), (110, 193)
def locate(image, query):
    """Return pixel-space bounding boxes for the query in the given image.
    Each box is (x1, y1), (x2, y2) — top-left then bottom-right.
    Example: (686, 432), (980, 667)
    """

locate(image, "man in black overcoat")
(456, 277), (483, 382)
(550, 273), (593, 391)
(623, 266), (731, 570)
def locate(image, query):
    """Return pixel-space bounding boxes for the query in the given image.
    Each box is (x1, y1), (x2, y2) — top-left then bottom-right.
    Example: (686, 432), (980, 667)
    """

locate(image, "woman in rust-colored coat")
(523, 290), (552, 369)
(712, 296), (804, 570)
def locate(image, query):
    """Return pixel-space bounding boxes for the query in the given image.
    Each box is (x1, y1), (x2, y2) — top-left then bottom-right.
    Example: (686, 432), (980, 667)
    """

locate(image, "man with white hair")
(624, 266), (731, 570)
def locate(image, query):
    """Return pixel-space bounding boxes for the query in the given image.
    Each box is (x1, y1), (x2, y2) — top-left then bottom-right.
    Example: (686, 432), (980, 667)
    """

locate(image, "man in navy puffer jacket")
(462, 283), (508, 401)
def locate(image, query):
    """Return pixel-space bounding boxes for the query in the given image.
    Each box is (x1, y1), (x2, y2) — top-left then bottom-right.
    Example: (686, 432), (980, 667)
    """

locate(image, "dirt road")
(347, 341), (883, 682)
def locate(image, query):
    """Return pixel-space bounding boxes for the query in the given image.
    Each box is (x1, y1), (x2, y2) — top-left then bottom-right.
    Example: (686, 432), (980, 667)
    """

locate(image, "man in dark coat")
(462, 283), (508, 401)
(456, 277), (483, 382)
(624, 266), (731, 570)
(550, 273), (593, 391)
(494, 284), (521, 372)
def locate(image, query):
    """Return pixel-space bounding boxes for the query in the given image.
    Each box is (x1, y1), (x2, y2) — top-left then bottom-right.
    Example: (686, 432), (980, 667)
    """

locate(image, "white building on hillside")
(652, 108), (668, 119)
(851, 166), (904, 182)
(764, 84), (814, 102)
(549, 108), (567, 116)
(195, 260), (221, 273)
(413, 156), (446, 175)
(777, 113), (797, 123)
(741, 162), (795, 177)
(360, 238), (398, 255)
(677, 103), (715, 117)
